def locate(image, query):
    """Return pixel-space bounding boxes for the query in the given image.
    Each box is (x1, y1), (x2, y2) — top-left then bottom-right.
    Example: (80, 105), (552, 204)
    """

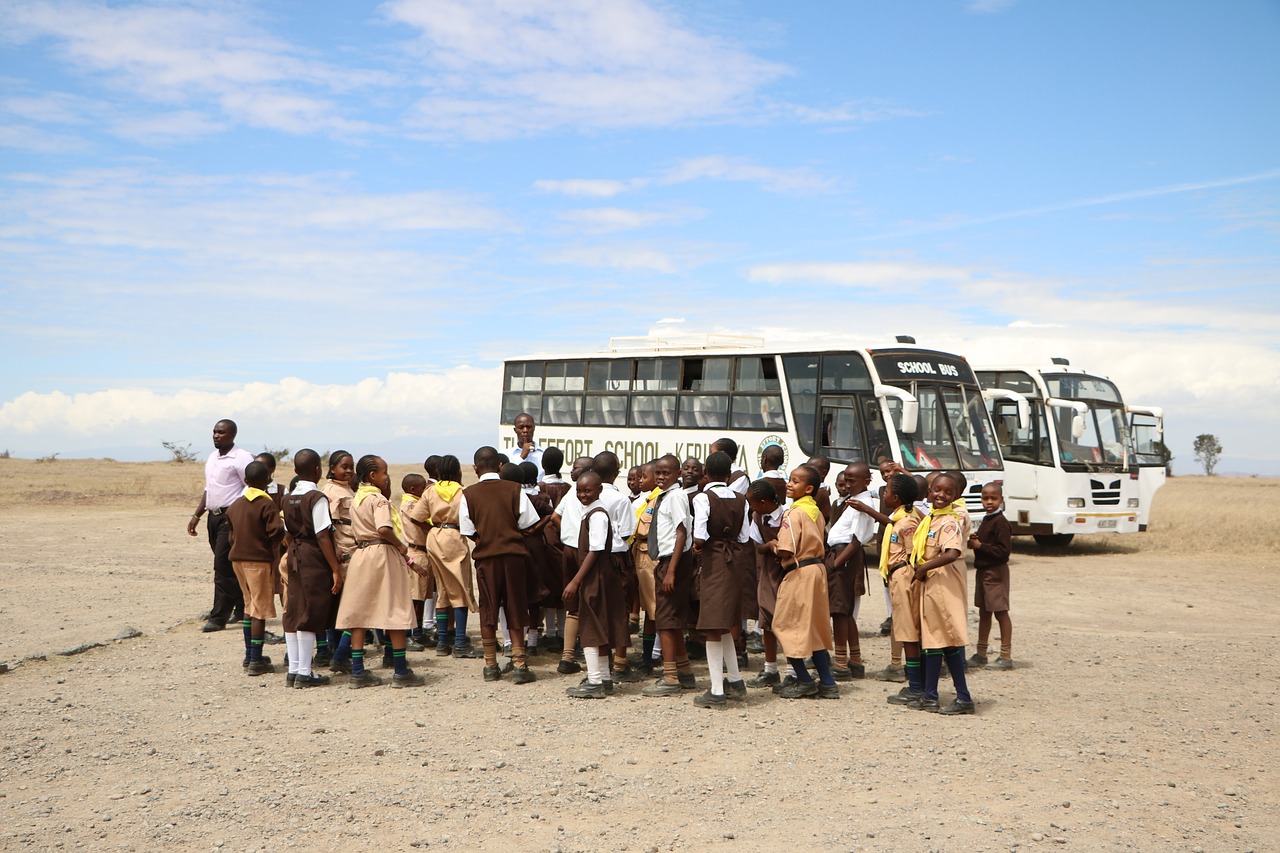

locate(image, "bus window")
(1130, 415), (1165, 467)
(544, 361), (586, 392)
(502, 361), (543, 423)
(583, 395), (628, 426)
(891, 387), (959, 470)
(821, 354), (873, 392)
(588, 359), (633, 392)
(942, 387), (998, 470)
(636, 359), (679, 391)
(679, 395), (729, 428)
(541, 394), (582, 426)
(1097, 407), (1128, 464)
(782, 355), (819, 455)
(819, 396), (865, 461)
(993, 399), (1052, 466)
(862, 396), (891, 464)
(631, 394), (677, 427)
(736, 356), (780, 392)
(682, 357), (732, 392)
(730, 394), (786, 430)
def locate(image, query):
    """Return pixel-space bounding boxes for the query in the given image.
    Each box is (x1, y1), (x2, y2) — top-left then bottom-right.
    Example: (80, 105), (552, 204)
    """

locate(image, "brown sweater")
(226, 494), (285, 562)
(463, 479), (526, 560)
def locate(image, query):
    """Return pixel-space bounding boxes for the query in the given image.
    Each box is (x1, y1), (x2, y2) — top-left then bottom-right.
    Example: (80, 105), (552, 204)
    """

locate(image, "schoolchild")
(318, 450), (356, 669)
(225, 460), (285, 675)
(870, 474), (926, 704)
(537, 447), (571, 651)
(549, 456), (593, 674)
(769, 464), (838, 699)
(640, 455), (698, 697)
(969, 482), (1014, 670)
(588, 451), (641, 682)
(710, 437), (750, 497)
(629, 462), (661, 674)
(280, 449), (342, 688)
(824, 462), (877, 679)
(745, 479), (786, 688)
(758, 443), (787, 482)
(400, 473), (433, 650)
(517, 459), (556, 654)
(407, 455), (481, 658)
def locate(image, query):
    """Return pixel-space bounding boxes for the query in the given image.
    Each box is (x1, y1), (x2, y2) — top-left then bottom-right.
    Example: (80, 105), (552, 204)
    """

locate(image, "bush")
(36, 453), (60, 463)
(0, 449), (10, 459)
(162, 441), (198, 464)
(262, 446), (291, 465)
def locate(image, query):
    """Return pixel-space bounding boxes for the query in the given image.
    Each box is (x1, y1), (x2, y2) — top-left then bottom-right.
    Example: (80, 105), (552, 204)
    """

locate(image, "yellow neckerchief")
(435, 480), (462, 502)
(879, 506), (922, 581)
(355, 484), (404, 541)
(400, 494), (419, 512)
(634, 486), (661, 522)
(791, 495), (821, 525)
(911, 502), (957, 565)
(243, 486), (269, 502)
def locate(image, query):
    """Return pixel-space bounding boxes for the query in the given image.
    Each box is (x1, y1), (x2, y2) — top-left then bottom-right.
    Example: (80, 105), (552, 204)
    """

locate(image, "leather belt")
(782, 556), (824, 573)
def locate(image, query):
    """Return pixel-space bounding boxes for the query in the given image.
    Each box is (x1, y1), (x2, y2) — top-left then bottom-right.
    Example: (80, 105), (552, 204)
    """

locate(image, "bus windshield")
(1054, 402), (1128, 468)
(887, 385), (999, 471)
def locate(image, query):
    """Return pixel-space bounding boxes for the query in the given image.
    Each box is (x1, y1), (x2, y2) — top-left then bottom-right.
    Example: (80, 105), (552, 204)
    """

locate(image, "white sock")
(652, 632), (663, 659)
(706, 638), (724, 696)
(583, 647), (602, 684)
(852, 596), (862, 622)
(297, 631), (315, 676)
(764, 660), (778, 674)
(424, 598), (436, 624)
(722, 635), (741, 681)
(527, 626), (540, 646)
(497, 608), (509, 645)
(285, 632), (300, 674)
(883, 586), (892, 616)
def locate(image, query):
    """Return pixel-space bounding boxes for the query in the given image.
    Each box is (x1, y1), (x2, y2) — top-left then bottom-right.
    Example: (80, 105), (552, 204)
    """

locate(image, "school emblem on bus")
(758, 435), (787, 469)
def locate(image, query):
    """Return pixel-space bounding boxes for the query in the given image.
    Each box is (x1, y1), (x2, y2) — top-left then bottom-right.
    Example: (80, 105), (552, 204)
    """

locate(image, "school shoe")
(314, 649), (332, 668)
(967, 652), (989, 668)
(454, 643), (485, 659)
(778, 679), (820, 699)
(916, 698), (941, 713)
(745, 633), (764, 654)
(543, 636), (564, 653)
(510, 666), (537, 685)
(293, 673), (331, 688)
(347, 671), (384, 689)
(693, 689), (727, 709)
(771, 675), (799, 695)
(887, 686), (924, 706)
(556, 659), (583, 675)
(816, 682), (841, 700)
(482, 665), (502, 682)
(435, 643), (454, 657)
(830, 665), (854, 682)
(328, 657), (351, 675)
(872, 665), (906, 683)
(737, 653), (749, 671)
(500, 658), (515, 675)
(678, 672), (697, 690)
(724, 679), (747, 701)
(285, 672), (297, 688)
(263, 631), (285, 645)
(878, 616), (893, 636)
(567, 680), (608, 699)
(938, 699), (976, 715)
(986, 657), (1014, 671)
(381, 651), (395, 669)
(406, 637), (427, 653)
(202, 620), (226, 633)
(245, 657), (275, 676)
(610, 665), (644, 683)
(747, 670), (780, 689)
(502, 643), (513, 657)
(640, 679), (682, 697)
(391, 669), (427, 688)
(628, 619), (640, 634)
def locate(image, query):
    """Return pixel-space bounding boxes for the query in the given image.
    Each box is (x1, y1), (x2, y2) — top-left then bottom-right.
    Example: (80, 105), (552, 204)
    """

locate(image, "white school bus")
(975, 360), (1166, 546)
(498, 335), (1005, 510)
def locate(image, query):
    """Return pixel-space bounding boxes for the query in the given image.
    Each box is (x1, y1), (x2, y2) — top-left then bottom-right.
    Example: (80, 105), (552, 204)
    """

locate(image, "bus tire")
(1033, 534), (1074, 550)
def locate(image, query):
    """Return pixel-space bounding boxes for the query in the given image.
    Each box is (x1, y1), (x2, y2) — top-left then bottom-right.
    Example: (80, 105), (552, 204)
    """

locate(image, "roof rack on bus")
(606, 334), (766, 353)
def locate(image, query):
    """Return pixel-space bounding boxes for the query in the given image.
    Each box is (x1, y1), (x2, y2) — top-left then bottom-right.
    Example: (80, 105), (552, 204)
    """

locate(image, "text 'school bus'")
(975, 359), (1167, 547)
(499, 335), (1005, 511)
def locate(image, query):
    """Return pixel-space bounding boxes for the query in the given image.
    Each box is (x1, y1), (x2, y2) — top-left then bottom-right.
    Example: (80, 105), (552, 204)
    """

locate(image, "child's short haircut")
(254, 452), (277, 474)
(590, 450), (620, 482)
(712, 437), (738, 458)
(402, 473), (427, 492)
(438, 454), (462, 482)
(748, 478), (779, 502)
(497, 452), (511, 466)
(760, 444), (784, 469)
(888, 472), (918, 506)
(982, 481), (1004, 494)
(499, 462), (523, 482)
(705, 450), (732, 481)
(934, 471), (963, 494)
(794, 464), (822, 491)
(518, 461), (539, 486)
(424, 454), (441, 480)
(543, 445), (565, 475)
(244, 460), (271, 487)
(474, 446), (501, 469)
(946, 470), (968, 492)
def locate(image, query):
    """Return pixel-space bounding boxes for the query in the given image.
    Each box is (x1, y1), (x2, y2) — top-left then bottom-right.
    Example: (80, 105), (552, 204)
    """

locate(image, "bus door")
(984, 391), (1039, 502)
(1127, 407), (1166, 529)
(819, 396), (865, 464)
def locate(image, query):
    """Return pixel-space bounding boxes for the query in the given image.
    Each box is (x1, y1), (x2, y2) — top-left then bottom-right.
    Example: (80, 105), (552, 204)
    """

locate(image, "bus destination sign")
(870, 349), (977, 385)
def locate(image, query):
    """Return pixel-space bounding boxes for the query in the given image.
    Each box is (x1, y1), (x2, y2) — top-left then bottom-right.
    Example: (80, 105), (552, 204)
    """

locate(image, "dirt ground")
(0, 460), (1276, 852)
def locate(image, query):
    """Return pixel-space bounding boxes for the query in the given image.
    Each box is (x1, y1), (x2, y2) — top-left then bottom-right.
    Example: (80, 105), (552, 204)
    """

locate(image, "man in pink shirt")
(187, 419), (254, 632)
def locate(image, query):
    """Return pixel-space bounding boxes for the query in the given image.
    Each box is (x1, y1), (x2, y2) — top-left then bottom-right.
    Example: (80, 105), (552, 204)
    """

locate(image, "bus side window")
(782, 355), (819, 455)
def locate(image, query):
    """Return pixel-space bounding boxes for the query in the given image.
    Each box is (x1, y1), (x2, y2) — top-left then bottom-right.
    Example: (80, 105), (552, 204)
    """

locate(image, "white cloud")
(386, 0), (787, 139)
(747, 261), (973, 287)
(543, 242), (721, 274)
(557, 206), (702, 233)
(533, 179), (639, 198)
(660, 155), (833, 194)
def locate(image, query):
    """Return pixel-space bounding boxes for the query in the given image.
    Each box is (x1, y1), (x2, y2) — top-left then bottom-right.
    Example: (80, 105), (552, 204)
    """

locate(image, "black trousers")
(207, 512), (244, 623)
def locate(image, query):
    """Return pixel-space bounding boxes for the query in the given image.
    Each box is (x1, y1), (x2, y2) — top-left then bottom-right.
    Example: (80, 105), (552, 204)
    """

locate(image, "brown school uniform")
(972, 510), (1012, 612)
(538, 479), (570, 578)
(574, 506), (629, 650)
(772, 503), (834, 657)
(334, 491), (415, 631)
(226, 491), (285, 620)
(631, 493), (659, 617)
(463, 478), (531, 632)
(651, 487), (695, 632)
(282, 488), (336, 634)
(401, 494), (435, 602)
(753, 507), (784, 632)
(695, 490), (746, 631)
(408, 484), (477, 612)
(886, 509), (924, 643)
(523, 488), (559, 612)
(918, 511), (968, 649)
(318, 479), (356, 576)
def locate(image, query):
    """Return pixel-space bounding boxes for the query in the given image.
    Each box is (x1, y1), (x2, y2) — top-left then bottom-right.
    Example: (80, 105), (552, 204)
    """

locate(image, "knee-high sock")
(883, 586), (892, 616)
(561, 615), (579, 662)
(812, 649), (835, 686)
(652, 632), (663, 658)
(904, 651), (922, 693)
(453, 608), (469, 646)
(788, 656), (813, 683)
(497, 608), (508, 645)
(721, 635), (741, 681)
(706, 638), (725, 696)
(296, 631), (315, 676)
(333, 630), (352, 661)
(423, 598), (436, 624)
(284, 632), (300, 674)
(852, 596), (861, 622)
(944, 646), (972, 703)
(923, 649), (944, 700)
(583, 647), (603, 685)
(242, 620), (253, 657)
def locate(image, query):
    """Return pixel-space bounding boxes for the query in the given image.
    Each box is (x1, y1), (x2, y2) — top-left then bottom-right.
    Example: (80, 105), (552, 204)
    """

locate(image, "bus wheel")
(1033, 534), (1075, 550)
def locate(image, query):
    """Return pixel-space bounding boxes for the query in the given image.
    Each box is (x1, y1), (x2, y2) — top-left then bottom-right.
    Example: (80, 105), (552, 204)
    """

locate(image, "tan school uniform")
(335, 491), (416, 631)
(631, 492), (659, 616)
(918, 512), (968, 649)
(401, 494), (434, 601)
(772, 503), (834, 658)
(885, 509), (924, 643)
(318, 479), (356, 577)
(408, 484), (477, 612)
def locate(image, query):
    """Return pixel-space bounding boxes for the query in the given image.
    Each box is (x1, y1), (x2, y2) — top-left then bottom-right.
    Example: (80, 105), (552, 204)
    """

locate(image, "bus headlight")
(1067, 498), (1085, 508)
(1127, 498), (1140, 507)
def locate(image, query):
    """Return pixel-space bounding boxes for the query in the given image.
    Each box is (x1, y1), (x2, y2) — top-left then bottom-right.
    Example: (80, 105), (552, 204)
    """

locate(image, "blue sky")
(1, 0), (1277, 474)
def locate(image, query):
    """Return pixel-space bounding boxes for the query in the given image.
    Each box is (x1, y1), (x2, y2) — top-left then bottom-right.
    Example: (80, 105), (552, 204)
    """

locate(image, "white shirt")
(579, 499), (612, 552)
(760, 469), (786, 481)
(748, 504), (785, 545)
(727, 465), (750, 497)
(457, 472), (540, 535)
(204, 446), (253, 509)
(600, 483), (636, 552)
(510, 443), (544, 481)
(555, 487), (586, 548)
(653, 484), (693, 557)
(692, 482), (751, 543)
(827, 489), (878, 547)
(282, 480), (333, 534)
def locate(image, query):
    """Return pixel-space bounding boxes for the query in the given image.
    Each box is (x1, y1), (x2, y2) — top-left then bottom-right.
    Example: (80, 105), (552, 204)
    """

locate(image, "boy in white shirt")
(825, 462), (878, 679)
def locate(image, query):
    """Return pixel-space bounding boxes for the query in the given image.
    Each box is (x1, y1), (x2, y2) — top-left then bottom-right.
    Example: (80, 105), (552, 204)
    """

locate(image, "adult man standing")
(511, 412), (544, 480)
(187, 419), (253, 632)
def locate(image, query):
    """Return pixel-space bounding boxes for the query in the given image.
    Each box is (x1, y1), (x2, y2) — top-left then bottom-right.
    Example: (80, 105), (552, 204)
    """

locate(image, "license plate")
(1097, 519), (1118, 529)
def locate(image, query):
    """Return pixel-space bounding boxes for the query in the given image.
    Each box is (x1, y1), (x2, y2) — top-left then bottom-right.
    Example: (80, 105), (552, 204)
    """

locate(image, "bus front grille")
(1091, 479), (1122, 506)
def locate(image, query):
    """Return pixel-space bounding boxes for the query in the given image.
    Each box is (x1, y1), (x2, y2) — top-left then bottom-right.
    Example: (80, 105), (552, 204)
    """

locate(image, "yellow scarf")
(435, 480), (462, 503)
(911, 502), (957, 565)
(634, 486), (661, 522)
(791, 495), (821, 525)
(879, 506), (922, 581)
(355, 484), (404, 541)
(400, 494), (418, 512)
(243, 487), (269, 502)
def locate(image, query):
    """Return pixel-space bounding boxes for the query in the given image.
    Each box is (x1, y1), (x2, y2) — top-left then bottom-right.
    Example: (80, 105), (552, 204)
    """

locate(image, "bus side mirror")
(875, 384), (919, 434)
(1072, 414), (1086, 440)
(981, 388), (1029, 431)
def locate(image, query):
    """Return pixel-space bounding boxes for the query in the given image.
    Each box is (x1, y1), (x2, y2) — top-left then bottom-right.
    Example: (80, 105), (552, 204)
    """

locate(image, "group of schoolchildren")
(220, 418), (1015, 715)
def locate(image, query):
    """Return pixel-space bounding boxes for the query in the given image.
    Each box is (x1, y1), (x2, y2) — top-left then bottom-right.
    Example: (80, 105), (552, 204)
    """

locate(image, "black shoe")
(381, 652), (395, 669)
(436, 643), (454, 657)
(640, 679), (682, 697)
(610, 665), (644, 683)
(916, 698), (941, 713)
(543, 636), (564, 653)
(849, 664), (866, 679)
(638, 659), (654, 677)
(263, 631), (285, 645)
(285, 672), (296, 687)
(693, 689), (727, 709)
(724, 679), (747, 700)
(778, 679), (819, 699)
(347, 671), (383, 689)
(939, 698), (976, 715)
(879, 616), (892, 637)
(245, 657), (274, 676)
(745, 634), (765, 654)
(293, 672), (331, 688)
(736, 652), (749, 670)
(771, 675), (798, 695)
(454, 643), (485, 660)
(872, 665), (905, 683)
(482, 665), (502, 682)
(887, 686), (924, 706)
(230, 610), (245, 624)
(500, 658), (515, 675)
(816, 682), (840, 700)
(391, 669), (427, 688)
(314, 649), (332, 667)
(747, 670), (780, 688)
(628, 619), (640, 634)
(678, 672), (697, 690)
(830, 665), (853, 682)
(329, 656), (351, 675)
(566, 680), (607, 699)
(511, 666), (537, 685)
(405, 637), (426, 653)
(202, 620), (226, 633)
(556, 659), (582, 675)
